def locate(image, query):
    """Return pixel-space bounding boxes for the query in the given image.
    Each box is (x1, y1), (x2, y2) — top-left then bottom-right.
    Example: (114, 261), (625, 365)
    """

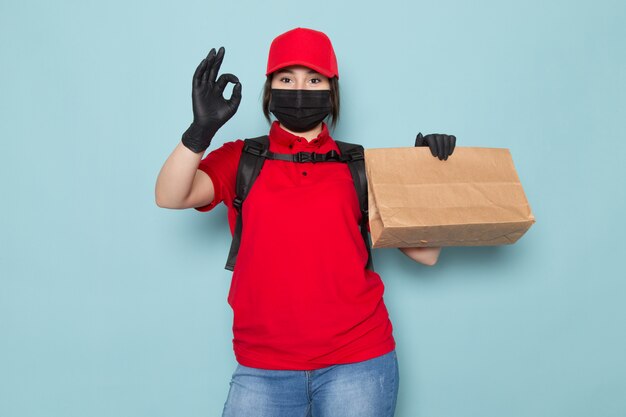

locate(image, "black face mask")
(269, 89), (332, 132)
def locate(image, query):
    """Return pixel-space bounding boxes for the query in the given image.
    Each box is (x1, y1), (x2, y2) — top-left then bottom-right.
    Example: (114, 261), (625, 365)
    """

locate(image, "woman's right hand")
(182, 46), (242, 154)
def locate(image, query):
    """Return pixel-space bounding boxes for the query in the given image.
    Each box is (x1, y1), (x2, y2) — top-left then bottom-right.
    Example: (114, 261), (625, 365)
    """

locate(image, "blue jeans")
(221, 349), (399, 417)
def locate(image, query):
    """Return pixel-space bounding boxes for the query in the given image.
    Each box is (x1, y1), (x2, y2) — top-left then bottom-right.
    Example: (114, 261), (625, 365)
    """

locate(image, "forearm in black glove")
(414, 132), (456, 161)
(182, 46), (242, 153)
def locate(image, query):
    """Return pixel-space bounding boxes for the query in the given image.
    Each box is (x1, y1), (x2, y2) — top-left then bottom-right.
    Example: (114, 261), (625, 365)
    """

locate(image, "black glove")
(415, 132), (456, 161)
(182, 46), (242, 153)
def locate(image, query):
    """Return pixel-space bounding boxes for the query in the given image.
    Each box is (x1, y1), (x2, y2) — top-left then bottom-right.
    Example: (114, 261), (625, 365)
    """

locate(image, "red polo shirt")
(195, 121), (396, 370)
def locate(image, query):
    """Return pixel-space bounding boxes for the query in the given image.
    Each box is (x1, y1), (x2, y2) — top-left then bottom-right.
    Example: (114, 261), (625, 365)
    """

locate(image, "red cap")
(266, 27), (339, 79)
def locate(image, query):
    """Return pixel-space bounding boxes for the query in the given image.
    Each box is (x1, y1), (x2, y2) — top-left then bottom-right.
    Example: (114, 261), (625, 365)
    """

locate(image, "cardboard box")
(365, 147), (535, 248)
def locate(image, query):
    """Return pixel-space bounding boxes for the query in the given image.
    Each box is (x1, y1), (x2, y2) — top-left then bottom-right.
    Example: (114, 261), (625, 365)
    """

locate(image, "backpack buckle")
(311, 152), (327, 163)
(294, 152), (311, 163)
(325, 150), (340, 161)
(293, 151), (340, 163)
(232, 196), (243, 211)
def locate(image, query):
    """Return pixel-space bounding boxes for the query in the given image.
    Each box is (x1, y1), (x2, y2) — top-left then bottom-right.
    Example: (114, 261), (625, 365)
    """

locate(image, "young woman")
(155, 27), (455, 417)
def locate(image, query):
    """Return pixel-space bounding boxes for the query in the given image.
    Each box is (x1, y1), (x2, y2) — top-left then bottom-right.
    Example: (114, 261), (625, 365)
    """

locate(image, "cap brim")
(266, 61), (337, 79)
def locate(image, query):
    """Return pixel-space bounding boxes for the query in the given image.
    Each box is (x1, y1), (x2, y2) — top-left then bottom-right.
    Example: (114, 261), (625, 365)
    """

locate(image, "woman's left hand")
(414, 132), (456, 161)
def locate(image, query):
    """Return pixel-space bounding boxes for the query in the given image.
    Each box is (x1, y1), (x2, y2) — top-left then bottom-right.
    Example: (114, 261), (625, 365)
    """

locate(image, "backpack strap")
(225, 135), (270, 271)
(335, 140), (374, 272)
(224, 136), (374, 273)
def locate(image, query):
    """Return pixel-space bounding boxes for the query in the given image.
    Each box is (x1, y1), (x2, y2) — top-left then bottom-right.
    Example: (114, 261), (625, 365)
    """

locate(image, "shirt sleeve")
(194, 139), (244, 212)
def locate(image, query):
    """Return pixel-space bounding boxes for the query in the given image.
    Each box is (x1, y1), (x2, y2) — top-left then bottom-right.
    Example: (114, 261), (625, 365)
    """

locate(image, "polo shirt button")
(302, 171), (307, 176)
(289, 144), (293, 149)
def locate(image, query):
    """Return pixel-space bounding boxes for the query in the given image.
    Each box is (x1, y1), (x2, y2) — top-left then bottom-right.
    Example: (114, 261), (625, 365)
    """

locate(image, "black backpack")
(224, 134), (374, 272)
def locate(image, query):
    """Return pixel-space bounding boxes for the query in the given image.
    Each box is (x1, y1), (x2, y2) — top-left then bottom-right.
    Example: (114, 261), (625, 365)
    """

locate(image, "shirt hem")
(234, 336), (396, 371)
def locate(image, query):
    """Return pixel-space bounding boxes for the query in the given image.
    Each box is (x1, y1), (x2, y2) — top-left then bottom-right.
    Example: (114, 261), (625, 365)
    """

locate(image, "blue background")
(2, 0), (625, 416)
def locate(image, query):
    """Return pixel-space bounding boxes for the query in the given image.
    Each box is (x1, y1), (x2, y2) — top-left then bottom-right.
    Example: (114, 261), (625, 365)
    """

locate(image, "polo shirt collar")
(269, 120), (331, 149)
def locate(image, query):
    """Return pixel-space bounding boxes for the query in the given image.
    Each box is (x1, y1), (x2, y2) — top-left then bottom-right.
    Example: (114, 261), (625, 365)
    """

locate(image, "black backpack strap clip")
(293, 151), (313, 163)
(345, 150), (364, 161)
(292, 149), (342, 163)
(242, 140), (268, 157)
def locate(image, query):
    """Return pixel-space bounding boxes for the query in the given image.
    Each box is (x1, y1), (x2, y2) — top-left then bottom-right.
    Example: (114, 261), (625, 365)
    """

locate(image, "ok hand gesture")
(182, 47), (242, 153)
